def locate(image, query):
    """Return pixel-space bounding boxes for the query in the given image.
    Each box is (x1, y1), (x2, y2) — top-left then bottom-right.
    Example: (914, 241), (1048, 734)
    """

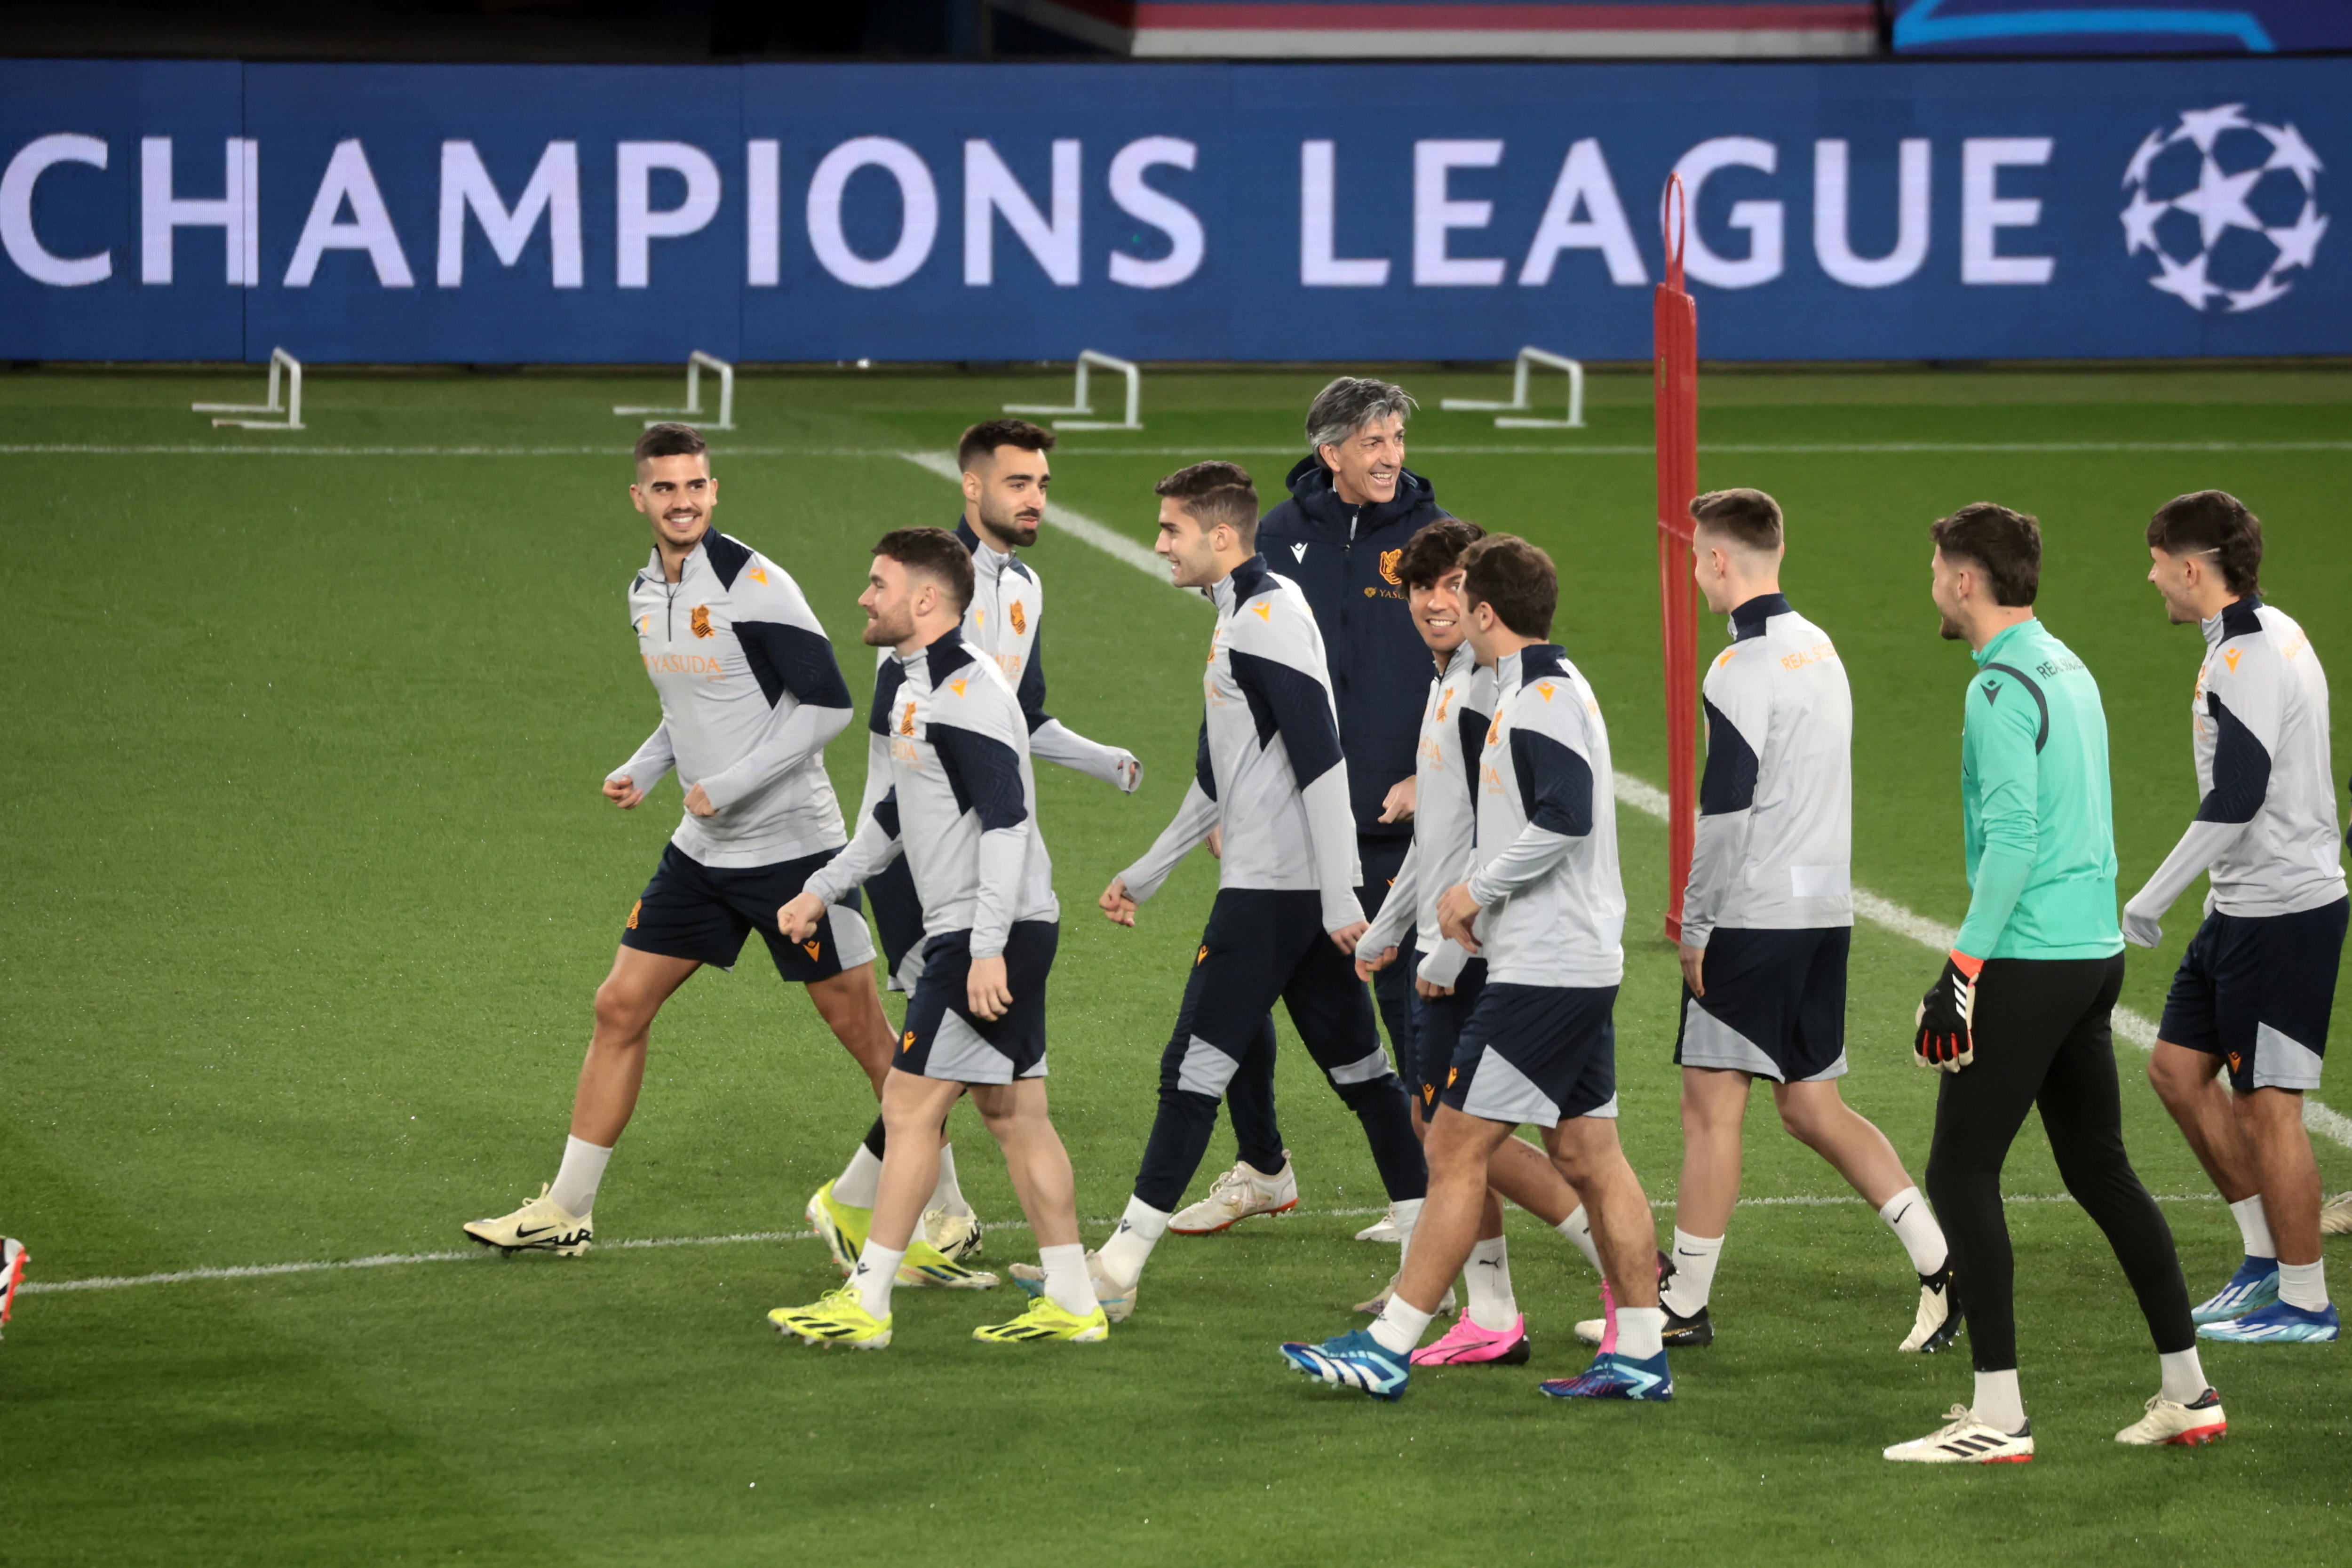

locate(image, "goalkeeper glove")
(1914, 950), (1983, 1072)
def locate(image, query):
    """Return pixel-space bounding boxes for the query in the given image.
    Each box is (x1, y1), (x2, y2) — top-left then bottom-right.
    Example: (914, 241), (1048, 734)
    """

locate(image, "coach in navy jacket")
(1257, 446), (1450, 846)
(1224, 378), (1450, 1197)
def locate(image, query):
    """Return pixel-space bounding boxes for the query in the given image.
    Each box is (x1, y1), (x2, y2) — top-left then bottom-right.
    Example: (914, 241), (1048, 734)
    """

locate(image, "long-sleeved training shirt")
(1118, 555), (1365, 933)
(853, 518), (1136, 834)
(1360, 642), (1494, 988)
(608, 531), (855, 868)
(1255, 455), (1452, 842)
(807, 628), (1056, 959)
(1953, 618), (2124, 962)
(1681, 593), (1855, 948)
(2133, 596), (2344, 921)
(1466, 644), (1625, 988)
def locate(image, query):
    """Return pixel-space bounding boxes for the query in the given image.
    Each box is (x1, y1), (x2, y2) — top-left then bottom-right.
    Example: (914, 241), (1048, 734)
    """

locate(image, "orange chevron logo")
(748, 566), (767, 585)
(626, 899), (641, 931)
(1252, 601), (1271, 621)
(948, 678), (968, 697)
(902, 1030), (917, 1052)
(2224, 648), (2242, 673)
(803, 939), (822, 960)
(1197, 945), (1210, 965)
(1536, 682), (1556, 701)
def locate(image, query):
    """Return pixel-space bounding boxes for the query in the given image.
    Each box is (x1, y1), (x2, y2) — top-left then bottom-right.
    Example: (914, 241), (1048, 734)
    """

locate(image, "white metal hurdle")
(616, 350), (736, 432)
(1004, 350), (1142, 432)
(1441, 346), (1586, 430)
(193, 348), (305, 430)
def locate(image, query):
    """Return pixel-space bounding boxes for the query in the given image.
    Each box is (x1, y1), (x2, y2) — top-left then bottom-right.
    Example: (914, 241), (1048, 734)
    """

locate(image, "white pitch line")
(23, 1192), (2224, 1296)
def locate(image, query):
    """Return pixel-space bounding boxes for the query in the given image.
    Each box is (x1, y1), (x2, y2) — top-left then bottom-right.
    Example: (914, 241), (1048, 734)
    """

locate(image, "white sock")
(1038, 1243), (1099, 1317)
(851, 1240), (902, 1319)
(2231, 1195), (2275, 1261)
(1390, 1198), (1425, 1259)
(1878, 1186), (1948, 1275)
(1368, 1294), (1434, 1356)
(1465, 1236), (1518, 1331)
(1661, 1228), (1724, 1316)
(2159, 1347), (2209, 1406)
(1614, 1306), (1665, 1360)
(1096, 1196), (1170, 1288)
(2280, 1257), (2329, 1311)
(1971, 1369), (2026, 1433)
(548, 1136), (611, 1218)
(834, 1143), (883, 1208)
(929, 1143), (973, 1218)
(1557, 1207), (1604, 1275)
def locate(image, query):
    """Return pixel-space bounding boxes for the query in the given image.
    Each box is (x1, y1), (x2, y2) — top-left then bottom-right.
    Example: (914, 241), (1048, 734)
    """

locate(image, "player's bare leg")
(2148, 1043), (2258, 1202)
(2237, 1088), (2321, 1267)
(804, 963), (895, 1098)
(569, 947), (702, 1145)
(870, 1070), (959, 1254)
(2147, 1041), (2295, 1326)
(971, 1078), (1080, 1250)
(463, 946), (696, 1256)
(1545, 1117), (1656, 1312)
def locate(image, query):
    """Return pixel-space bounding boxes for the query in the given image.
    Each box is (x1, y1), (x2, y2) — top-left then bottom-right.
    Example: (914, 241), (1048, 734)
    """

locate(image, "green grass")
(3, 363), (2350, 1566)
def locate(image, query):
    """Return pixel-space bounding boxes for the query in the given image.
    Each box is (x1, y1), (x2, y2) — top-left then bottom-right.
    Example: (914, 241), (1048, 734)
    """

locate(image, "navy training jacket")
(1254, 454), (1450, 843)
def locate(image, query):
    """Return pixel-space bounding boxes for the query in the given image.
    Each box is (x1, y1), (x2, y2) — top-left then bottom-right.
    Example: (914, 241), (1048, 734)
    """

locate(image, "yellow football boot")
(768, 1283), (892, 1349)
(972, 1295), (1110, 1345)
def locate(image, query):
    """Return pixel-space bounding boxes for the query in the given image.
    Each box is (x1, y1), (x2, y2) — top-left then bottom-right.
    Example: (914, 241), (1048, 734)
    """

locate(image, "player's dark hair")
(957, 417), (1056, 474)
(1397, 517), (1487, 589)
(1156, 461), (1260, 549)
(635, 422), (707, 464)
(1690, 488), (1783, 553)
(1930, 502), (2041, 608)
(2147, 490), (2263, 597)
(1459, 533), (1557, 640)
(873, 526), (976, 615)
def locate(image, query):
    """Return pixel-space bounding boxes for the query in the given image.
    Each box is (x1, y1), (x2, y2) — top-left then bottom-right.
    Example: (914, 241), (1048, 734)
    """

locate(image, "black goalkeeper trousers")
(1924, 953), (2196, 1373)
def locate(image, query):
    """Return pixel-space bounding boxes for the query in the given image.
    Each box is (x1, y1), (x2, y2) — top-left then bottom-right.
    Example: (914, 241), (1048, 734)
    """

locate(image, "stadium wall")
(0, 56), (2343, 363)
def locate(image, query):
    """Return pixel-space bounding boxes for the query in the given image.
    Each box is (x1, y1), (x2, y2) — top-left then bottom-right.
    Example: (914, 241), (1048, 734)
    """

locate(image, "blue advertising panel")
(0, 56), (2344, 363)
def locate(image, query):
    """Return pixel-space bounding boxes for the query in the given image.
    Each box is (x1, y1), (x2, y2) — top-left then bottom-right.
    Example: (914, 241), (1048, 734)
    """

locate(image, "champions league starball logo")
(2122, 104), (2326, 314)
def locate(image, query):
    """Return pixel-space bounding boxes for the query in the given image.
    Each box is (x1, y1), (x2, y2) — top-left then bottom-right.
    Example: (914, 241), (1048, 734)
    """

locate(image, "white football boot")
(2115, 1389), (2227, 1447)
(1169, 1157), (1298, 1235)
(922, 1207), (985, 1262)
(1354, 1205), (1404, 1243)
(463, 1184), (592, 1257)
(1883, 1405), (2034, 1464)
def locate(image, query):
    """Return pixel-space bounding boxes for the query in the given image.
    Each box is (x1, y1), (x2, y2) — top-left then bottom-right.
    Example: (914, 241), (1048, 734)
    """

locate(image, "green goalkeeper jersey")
(1954, 618), (2126, 962)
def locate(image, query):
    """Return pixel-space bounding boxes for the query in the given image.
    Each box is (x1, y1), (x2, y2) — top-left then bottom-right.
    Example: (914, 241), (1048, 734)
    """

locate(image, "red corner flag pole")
(1654, 174), (1700, 943)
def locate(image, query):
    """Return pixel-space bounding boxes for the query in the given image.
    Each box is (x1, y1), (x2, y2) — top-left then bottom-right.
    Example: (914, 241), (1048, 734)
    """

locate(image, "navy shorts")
(1673, 926), (1851, 1084)
(898, 921), (1058, 1084)
(1408, 957), (1488, 1117)
(1441, 981), (1620, 1128)
(2160, 898), (2348, 1093)
(1163, 889), (1391, 1099)
(620, 843), (875, 982)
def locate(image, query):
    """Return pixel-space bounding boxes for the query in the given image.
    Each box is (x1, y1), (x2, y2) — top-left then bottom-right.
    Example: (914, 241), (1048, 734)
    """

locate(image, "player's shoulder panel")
(927, 637), (1023, 727)
(1513, 646), (1598, 738)
(1228, 568), (1311, 648)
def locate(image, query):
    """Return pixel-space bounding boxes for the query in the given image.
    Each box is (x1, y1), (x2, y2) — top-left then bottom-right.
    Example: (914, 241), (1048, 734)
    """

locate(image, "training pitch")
(3, 363), (2349, 1566)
